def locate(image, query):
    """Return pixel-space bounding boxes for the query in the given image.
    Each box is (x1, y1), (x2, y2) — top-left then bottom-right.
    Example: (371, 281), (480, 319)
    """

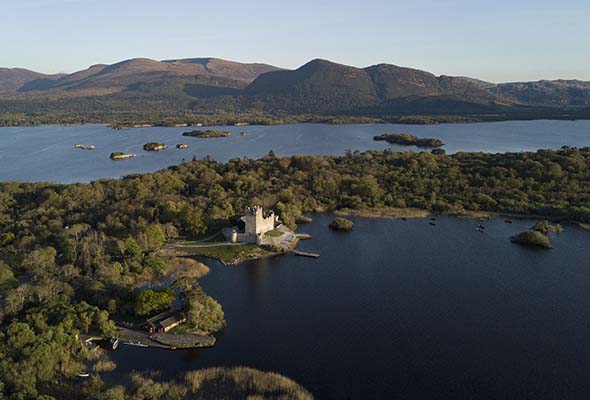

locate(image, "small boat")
(176, 143), (189, 149)
(402, 217), (407, 221)
(86, 145), (95, 150)
(430, 217), (437, 221)
(77, 372), (90, 378)
(429, 221), (436, 226)
(478, 224), (486, 229)
(240, 131), (247, 136)
(74, 144), (84, 149)
(504, 219), (513, 224)
(109, 337), (120, 350)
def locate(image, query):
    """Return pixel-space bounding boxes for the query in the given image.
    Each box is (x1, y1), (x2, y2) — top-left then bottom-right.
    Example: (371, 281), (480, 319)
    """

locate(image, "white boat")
(109, 337), (120, 350)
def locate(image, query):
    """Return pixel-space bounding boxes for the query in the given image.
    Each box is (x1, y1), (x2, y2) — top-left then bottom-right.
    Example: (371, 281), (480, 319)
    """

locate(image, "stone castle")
(227, 206), (280, 244)
(243, 206), (277, 236)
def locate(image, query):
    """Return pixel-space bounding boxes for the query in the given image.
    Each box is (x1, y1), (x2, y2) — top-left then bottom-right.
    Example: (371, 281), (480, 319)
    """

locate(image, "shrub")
(329, 217), (354, 231)
(511, 230), (551, 249)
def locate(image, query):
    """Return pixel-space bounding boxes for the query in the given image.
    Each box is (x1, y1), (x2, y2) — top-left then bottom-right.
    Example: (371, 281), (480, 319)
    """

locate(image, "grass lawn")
(265, 229), (284, 237)
(177, 243), (265, 264)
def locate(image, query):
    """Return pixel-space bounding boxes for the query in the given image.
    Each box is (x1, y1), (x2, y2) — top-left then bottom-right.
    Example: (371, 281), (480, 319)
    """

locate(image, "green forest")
(1, 147), (590, 398)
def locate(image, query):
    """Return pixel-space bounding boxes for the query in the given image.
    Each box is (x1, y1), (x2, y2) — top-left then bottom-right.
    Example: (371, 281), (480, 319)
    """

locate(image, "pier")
(291, 250), (320, 258)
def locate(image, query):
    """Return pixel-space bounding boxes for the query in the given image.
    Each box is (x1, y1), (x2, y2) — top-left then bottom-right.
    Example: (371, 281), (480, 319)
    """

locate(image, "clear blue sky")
(1, 0), (589, 82)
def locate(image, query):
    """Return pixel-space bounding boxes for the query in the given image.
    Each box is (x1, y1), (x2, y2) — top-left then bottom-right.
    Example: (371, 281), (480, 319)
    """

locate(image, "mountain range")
(1, 57), (590, 119)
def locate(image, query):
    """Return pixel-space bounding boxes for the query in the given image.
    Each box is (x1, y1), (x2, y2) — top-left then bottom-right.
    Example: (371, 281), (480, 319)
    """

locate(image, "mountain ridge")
(1, 57), (589, 119)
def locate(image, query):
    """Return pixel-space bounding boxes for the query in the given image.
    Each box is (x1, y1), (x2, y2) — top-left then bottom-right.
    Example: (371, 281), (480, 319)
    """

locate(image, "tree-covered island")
(109, 151), (136, 160)
(374, 133), (444, 147)
(143, 142), (167, 151)
(182, 129), (230, 138)
(329, 217), (354, 231)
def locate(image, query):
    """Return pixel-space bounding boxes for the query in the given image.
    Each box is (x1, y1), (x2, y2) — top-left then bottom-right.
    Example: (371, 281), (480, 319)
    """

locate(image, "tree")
(124, 238), (142, 260)
(134, 289), (176, 316)
(141, 225), (166, 252)
(184, 285), (225, 333)
(22, 247), (57, 281)
(180, 205), (206, 237)
(0, 263), (17, 292)
(93, 386), (127, 400)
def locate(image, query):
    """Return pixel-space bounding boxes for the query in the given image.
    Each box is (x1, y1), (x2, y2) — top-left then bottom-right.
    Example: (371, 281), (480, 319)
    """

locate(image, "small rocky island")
(329, 217), (354, 231)
(374, 133), (444, 148)
(74, 144), (95, 150)
(110, 152), (136, 160)
(143, 142), (167, 151)
(183, 130), (231, 138)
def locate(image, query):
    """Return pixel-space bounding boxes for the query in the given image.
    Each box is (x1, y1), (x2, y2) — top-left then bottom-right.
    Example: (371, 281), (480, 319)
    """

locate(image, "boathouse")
(144, 311), (186, 333)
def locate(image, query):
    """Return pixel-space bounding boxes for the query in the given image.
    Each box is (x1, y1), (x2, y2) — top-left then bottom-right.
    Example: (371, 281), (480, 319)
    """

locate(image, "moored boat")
(109, 337), (120, 350)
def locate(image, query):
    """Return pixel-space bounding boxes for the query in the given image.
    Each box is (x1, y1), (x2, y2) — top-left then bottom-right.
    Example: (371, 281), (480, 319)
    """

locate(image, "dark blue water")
(109, 215), (590, 399)
(1, 120), (590, 183)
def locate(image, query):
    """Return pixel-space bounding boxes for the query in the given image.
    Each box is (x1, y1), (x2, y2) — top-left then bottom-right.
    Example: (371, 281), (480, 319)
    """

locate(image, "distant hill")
(1, 57), (590, 121)
(233, 59), (509, 114)
(489, 80), (590, 107)
(0, 68), (64, 94)
(5, 58), (282, 97)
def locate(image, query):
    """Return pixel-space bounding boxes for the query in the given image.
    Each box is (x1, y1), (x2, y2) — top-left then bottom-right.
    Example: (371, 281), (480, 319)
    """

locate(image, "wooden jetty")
(292, 250), (320, 258)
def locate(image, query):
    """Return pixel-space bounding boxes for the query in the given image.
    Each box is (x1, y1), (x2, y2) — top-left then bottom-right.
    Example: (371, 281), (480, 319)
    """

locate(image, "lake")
(1, 119), (590, 183)
(109, 214), (590, 399)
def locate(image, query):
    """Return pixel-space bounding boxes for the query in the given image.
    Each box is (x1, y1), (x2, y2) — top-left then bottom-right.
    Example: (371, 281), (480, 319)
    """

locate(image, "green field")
(176, 243), (265, 264)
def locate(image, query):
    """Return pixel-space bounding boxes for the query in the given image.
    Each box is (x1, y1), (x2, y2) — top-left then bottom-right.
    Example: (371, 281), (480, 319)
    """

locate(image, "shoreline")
(168, 207), (589, 267)
(2, 115), (590, 129)
(334, 207), (590, 229)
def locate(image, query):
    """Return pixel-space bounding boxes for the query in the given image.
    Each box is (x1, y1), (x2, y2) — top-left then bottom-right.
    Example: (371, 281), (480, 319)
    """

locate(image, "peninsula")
(166, 206), (306, 265)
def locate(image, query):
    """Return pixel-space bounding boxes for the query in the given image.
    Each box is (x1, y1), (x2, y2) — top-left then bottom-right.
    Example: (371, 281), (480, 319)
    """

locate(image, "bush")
(532, 220), (551, 234)
(511, 230), (551, 249)
(329, 217), (354, 231)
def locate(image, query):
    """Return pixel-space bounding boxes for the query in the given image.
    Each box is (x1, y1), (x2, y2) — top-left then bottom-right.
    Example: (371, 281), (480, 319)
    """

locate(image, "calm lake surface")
(109, 214), (590, 399)
(1, 120), (590, 183)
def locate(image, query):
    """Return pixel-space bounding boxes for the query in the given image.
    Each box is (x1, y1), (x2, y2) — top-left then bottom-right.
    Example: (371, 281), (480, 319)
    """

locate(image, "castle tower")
(243, 206), (275, 236)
